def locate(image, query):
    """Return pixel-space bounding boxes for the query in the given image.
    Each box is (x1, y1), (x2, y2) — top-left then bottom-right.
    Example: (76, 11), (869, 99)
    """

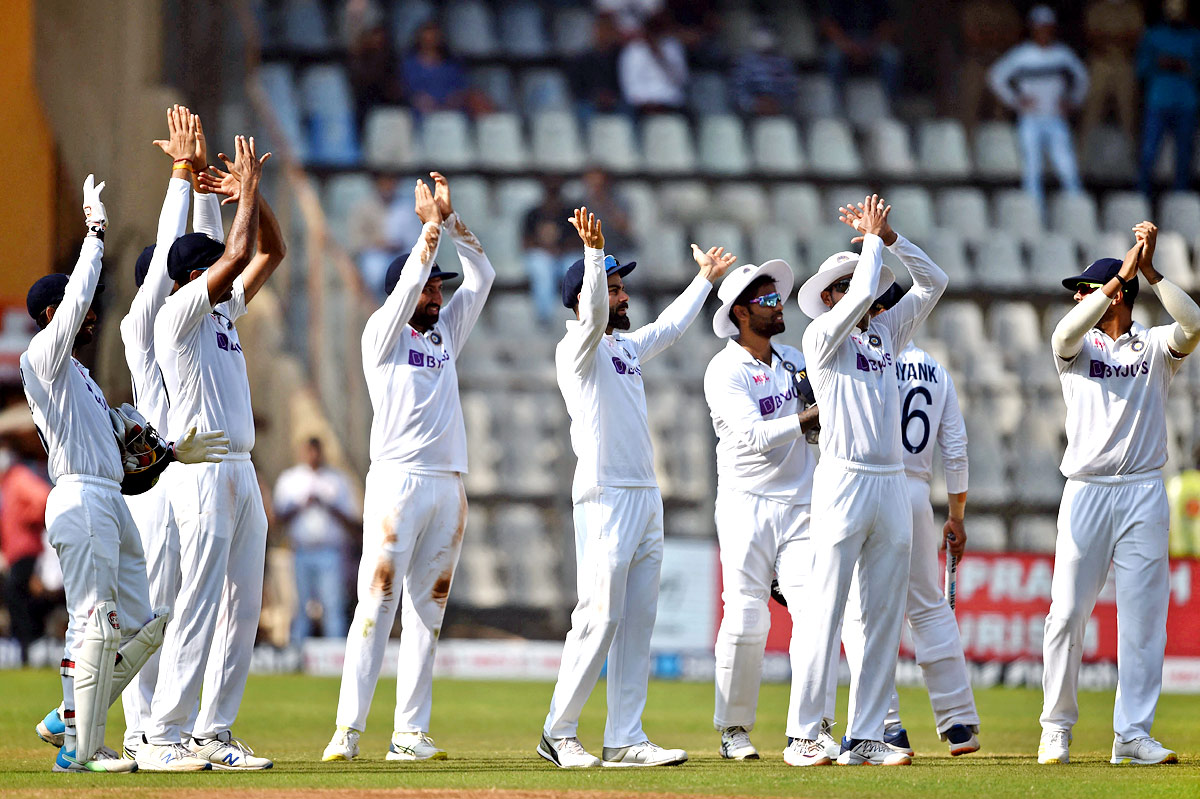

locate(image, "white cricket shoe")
(386, 731), (447, 761)
(53, 747), (138, 773)
(1038, 729), (1071, 764)
(837, 738), (912, 766)
(783, 738), (832, 767)
(189, 731), (274, 770)
(1111, 736), (1178, 765)
(322, 726), (361, 761)
(136, 740), (213, 771)
(719, 726), (759, 760)
(537, 734), (601, 768)
(818, 720), (841, 760)
(602, 740), (688, 767)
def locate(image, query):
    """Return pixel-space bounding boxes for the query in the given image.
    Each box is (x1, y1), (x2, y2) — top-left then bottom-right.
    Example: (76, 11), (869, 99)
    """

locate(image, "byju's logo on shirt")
(856, 352), (892, 372)
(215, 332), (242, 353)
(612, 357), (641, 376)
(758, 387), (796, 416)
(409, 350), (451, 369)
(1089, 359), (1148, 379)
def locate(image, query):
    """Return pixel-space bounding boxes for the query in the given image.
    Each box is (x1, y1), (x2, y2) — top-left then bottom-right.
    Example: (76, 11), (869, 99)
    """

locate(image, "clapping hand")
(839, 194), (896, 246)
(569, 206), (605, 249)
(691, 244), (737, 283)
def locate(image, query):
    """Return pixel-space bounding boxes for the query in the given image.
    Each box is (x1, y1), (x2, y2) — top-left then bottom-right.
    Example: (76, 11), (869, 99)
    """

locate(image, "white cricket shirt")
(802, 234), (948, 468)
(988, 41), (1089, 116)
(155, 270), (254, 451)
(273, 463), (357, 549)
(1057, 321), (1183, 478)
(363, 214), (495, 472)
(894, 342), (968, 492)
(704, 339), (814, 504)
(20, 237), (124, 484)
(558, 246), (712, 502)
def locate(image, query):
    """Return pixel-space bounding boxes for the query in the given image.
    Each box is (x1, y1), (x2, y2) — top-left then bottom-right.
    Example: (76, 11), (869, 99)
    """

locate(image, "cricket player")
(322, 172), (494, 763)
(703, 260), (839, 762)
(138, 135), (284, 771)
(839, 284), (981, 758)
(117, 105), (227, 761)
(788, 195), (948, 766)
(537, 207), (735, 769)
(1039, 221), (1200, 765)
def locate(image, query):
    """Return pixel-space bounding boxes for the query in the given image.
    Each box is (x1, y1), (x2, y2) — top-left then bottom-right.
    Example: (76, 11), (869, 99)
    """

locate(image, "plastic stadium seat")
(475, 113), (528, 170)
(989, 302), (1042, 361)
(804, 227), (859, 270)
(444, 0), (497, 57)
(300, 64), (353, 115)
(460, 397), (501, 492)
(1049, 191), (1099, 240)
(777, 7), (819, 61)
(967, 516), (1008, 552)
(1028, 233), (1078, 290)
(322, 173), (373, 246)
(845, 79), (890, 128)
(771, 183), (822, 236)
(530, 110), (584, 170)
(1082, 124), (1136, 182)
(917, 119), (971, 178)
(1012, 517), (1059, 553)
(257, 63), (307, 160)
(751, 117), (806, 174)
(494, 178), (544, 223)
(615, 180), (660, 237)
(1159, 191), (1200, 234)
(520, 69), (572, 113)
(552, 7), (595, 56)
(689, 72), (731, 115)
(454, 537), (507, 608)
(823, 184), (871, 218)
(934, 302), (987, 353)
(714, 185), (769, 230)
(1101, 191), (1152, 232)
(972, 120), (1021, 180)
(363, 107), (418, 169)
(658, 181), (711, 223)
(795, 74), (840, 118)
(971, 234), (1026, 288)
(642, 115), (696, 175)
(447, 176), (490, 225)
(1156, 231), (1194, 290)
(751, 225), (802, 270)
(808, 118), (861, 177)
(470, 65), (515, 111)
(588, 114), (640, 172)
(468, 217), (522, 282)
(693, 220), (746, 266)
(300, 66), (358, 164)
(698, 116), (750, 175)
(498, 2), (549, 58)
(635, 224), (691, 286)
(1011, 417), (1066, 504)
(963, 414), (1010, 504)
(864, 118), (916, 178)
(391, 0), (435, 51)
(995, 189), (1043, 240)
(281, 0), (329, 52)
(420, 111), (475, 169)
(923, 229), (973, 286)
(934, 187), (990, 242)
(1081, 231), (1131, 265)
(881, 185), (934, 241)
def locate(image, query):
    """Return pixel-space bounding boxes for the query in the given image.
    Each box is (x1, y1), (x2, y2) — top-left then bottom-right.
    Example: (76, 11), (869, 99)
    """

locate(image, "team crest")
(782, 360), (796, 373)
(867, 333), (881, 348)
(429, 331), (442, 346)
(1131, 339), (1145, 352)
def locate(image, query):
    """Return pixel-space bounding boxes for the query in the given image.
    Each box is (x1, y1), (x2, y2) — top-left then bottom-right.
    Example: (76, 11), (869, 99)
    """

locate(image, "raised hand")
(1133, 220), (1158, 272)
(568, 206), (604, 249)
(839, 194), (896, 245)
(197, 159), (242, 206)
(152, 104), (197, 165)
(228, 135), (270, 187)
(431, 171), (453, 219)
(691, 244), (737, 283)
(415, 179), (442, 225)
(194, 114), (208, 171)
(82, 174), (107, 229)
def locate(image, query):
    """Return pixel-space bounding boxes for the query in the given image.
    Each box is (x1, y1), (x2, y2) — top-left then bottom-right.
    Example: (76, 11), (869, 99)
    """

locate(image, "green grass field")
(2, 670), (1199, 798)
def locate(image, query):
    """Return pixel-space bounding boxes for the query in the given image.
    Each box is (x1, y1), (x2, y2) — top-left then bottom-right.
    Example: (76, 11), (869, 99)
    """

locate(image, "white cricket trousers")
(1041, 472), (1170, 742)
(544, 486), (664, 749)
(146, 454), (267, 743)
(712, 489), (838, 736)
(48, 475), (153, 729)
(790, 459), (911, 741)
(842, 476), (979, 735)
(335, 466), (467, 734)
(121, 475), (179, 749)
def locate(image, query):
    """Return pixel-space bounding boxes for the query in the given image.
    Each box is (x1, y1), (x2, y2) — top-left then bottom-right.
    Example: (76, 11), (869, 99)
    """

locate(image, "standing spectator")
(731, 27), (799, 116)
(566, 12), (624, 115)
(347, 24), (404, 130)
(597, 0), (665, 36)
(0, 443), (51, 664)
(274, 438), (359, 644)
(402, 21), (493, 115)
(958, 0), (1023, 134)
(523, 177), (577, 327)
(618, 12), (689, 114)
(349, 174), (424, 296)
(1081, 0), (1145, 146)
(1137, 0), (1200, 195)
(1167, 444), (1200, 555)
(819, 0), (902, 103)
(579, 168), (634, 257)
(989, 6), (1089, 214)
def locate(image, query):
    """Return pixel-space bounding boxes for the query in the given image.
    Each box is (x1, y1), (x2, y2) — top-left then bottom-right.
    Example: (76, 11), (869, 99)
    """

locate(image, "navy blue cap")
(26, 273), (104, 321)
(383, 256), (459, 295)
(167, 233), (225, 282)
(135, 245), (155, 288)
(1062, 257), (1139, 301)
(561, 254), (637, 308)
(873, 282), (905, 311)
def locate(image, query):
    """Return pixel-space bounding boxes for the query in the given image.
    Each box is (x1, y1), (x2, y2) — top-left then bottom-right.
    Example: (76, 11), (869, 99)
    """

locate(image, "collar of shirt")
(1091, 320), (1147, 346)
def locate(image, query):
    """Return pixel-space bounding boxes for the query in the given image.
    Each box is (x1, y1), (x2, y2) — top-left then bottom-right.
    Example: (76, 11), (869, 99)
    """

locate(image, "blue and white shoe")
(136, 740), (213, 772)
(53, 747), (138, 773)
(944, 724), (981, 756)
(36, 706), (66, 747)
(883, 727), (914, 757)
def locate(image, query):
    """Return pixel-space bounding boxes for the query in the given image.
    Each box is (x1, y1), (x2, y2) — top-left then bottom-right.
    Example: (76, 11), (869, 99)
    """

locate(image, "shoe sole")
(1110, 754), (1178, 765)
(36, 723), (64, 748)
(720, 751), (761, 760)
(322, 751), (357, 762)
(950, 743), (981, 756)
(601, 757), (688, 767)
(209, 762), (274, 770)
(135, 762), (214, 772)
(386, 751), (447, 762)
(837, 755), (912, 766)
(536, 744), (598, 769)
(783, 756), (832, 767)
(1037, 756), (1069, 764)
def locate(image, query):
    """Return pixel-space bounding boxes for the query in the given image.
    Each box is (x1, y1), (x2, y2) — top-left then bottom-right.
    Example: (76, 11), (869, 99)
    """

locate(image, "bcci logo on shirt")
(867, 333), (881, 348)
(1131, 339), (1145, 352)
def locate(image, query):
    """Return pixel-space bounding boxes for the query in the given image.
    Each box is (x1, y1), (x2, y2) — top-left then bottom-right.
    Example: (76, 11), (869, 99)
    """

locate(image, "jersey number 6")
(901, 386), (932, 454)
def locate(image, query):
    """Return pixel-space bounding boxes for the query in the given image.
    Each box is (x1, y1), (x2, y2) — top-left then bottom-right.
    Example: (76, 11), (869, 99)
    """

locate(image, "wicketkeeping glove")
(793, 368), (820, 445)
(173, 425), (230, 464)
(82, 174), (107, 231)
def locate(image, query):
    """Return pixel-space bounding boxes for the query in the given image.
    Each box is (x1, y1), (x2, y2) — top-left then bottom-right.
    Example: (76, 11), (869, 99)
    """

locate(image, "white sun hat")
(712, 259), (795, 338)
(796, 250), (894, 320)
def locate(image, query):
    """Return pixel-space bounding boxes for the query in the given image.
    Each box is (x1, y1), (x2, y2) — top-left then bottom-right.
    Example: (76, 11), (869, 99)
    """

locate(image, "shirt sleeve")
(1065, 47), (1090, 106)
(362, 221), (443, 367)
(704, 359), (804, 455)
(560, 245), (609, 377)
(803, 234), (885, 370)
(438, 214), (496, 353)
(624, 274), (712, 363)
(24, 236), (104, 381)
(121, 177), (191, 354)
(938, 371), (969, 494)
(225, 276), (249, 323)
(1152, 277), (1200, 356)
(1051, 288), (1110, 361)
(156, 268), (218, 350)
(272, 470), (299, 515)
(874, 235), (949, 353)
(987, 45), (1021, 108)
(192, 189), (225, 243)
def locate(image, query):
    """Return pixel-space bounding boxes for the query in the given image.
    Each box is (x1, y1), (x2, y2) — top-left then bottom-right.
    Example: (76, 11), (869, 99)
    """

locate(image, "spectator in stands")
(618, 12), (689, 114)
(567, 12), (624, 115)
(580, 168), (634, 257)
(347, 23), (404, 130)
(597, 0), (665, 36)
(989, 5), (1089, 214)
(1080, 0), (1144, 146)
(349, 174), (424, 296)
(524, 176), (577, 327)
(1137, 0), (1200, 195)
(1168, 444), (1200, 555)
(731, 27), (799, 116)
(819, 0), (902, 103)
(402, 21), (493, 115)
(274, 438), (359, 643)
(666, 0), (722, 68)
(0, 443), (51, 664)
(959, 0), (1023, 135)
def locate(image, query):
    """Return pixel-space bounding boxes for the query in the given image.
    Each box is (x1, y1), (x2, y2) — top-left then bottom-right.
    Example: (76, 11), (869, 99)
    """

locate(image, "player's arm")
(433, 173), (496, 347)
(1065, 48), (1090, 108)
(874, 235), (949, 353)
(986, 47), (1021, 108)
(563, 207), (609, 376)
(943, 492), (967, 560)
(363, 181), (443, 364)
(625, 244), (733, 363)
(939, 372), (968, 559)
(202, 136), (266, 307)
(191, 115), (226, 243)
(703, 362), (806, 454)
(1051, 239), (1142, 360)
(1134, 221), (1200, 358)
(239, 192), (286, 303)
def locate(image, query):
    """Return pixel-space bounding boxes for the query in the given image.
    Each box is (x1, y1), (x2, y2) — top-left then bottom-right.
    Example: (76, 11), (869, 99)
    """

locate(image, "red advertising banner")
(757, 553), (1200, 663)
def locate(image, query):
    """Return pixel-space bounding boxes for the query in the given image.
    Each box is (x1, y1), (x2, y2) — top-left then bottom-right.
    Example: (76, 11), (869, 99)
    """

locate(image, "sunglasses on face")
(1076, 281), (1104, 295)
(749, 291), (783, 308)
(829, 279), (852, 294)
